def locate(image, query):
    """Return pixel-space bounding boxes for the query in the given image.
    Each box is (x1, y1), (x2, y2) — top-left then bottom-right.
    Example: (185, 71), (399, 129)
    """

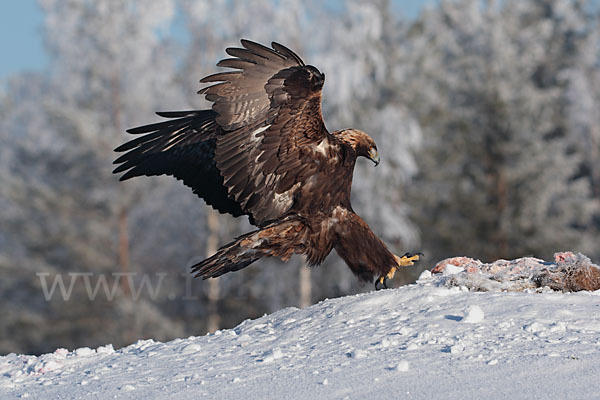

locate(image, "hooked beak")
(368, 148), (380, 166)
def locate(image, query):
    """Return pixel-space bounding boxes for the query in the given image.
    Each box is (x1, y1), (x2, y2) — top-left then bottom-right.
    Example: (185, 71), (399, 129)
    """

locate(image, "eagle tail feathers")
(191, 218), (306, 279)
(191, 236), (262, 279)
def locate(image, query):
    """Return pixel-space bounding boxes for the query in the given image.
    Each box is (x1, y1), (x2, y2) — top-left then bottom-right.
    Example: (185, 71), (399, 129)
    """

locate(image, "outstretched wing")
(114, 40), (331, 226)
(203, 40), (329, 225)
(113, 110), (248, 220)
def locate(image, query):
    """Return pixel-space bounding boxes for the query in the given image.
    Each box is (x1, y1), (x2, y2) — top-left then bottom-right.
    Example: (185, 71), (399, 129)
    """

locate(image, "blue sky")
(0, 0), (47, 80)
(0, 0), (436, 82)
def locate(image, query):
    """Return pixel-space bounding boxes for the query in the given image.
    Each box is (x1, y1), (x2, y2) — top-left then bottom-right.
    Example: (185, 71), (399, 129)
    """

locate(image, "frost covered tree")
(561, 8), (600, 255)
(402, 0), (599, 262)
(10, 0), (598, 356)
(0, 0), (191, 354)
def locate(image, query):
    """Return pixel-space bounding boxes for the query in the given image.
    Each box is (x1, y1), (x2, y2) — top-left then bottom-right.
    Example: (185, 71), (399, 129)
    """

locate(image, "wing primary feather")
(240, 39), (286, 60)
(271, 42), (305, 65)
(156, 110), (199, 118)
(217, 58), (256, 69)
(114, 131), (162, 152)
(200, 71), (240, 84)
(225, 47), (269, 63)
(124, 121), (179, 137)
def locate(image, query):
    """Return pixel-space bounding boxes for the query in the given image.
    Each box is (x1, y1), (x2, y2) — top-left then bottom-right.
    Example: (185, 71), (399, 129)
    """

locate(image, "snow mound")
(432, 252), (600, 292)
(1, 268), (600, 399)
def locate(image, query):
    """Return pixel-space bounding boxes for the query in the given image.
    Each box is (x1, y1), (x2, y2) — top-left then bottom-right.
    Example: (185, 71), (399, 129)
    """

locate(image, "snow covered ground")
(2, 271), (600, 399)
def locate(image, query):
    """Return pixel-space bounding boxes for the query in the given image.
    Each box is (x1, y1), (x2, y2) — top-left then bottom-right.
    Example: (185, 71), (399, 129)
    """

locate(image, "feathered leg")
(191, 218), (307, 279)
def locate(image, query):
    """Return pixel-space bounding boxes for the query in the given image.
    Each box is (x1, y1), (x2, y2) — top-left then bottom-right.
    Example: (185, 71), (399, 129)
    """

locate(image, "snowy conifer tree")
(402, 0), (598, 261)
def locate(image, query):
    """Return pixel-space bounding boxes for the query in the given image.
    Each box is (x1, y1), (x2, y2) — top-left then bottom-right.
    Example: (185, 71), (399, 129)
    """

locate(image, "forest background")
(1, 0), (599, 355)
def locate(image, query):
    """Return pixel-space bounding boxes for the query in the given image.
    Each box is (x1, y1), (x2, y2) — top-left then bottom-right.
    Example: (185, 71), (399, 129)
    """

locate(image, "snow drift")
(2, 257), (600, 399)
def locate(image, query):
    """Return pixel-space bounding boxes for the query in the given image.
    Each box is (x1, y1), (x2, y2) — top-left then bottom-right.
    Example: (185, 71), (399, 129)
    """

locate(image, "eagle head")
(337, 129), (379, 166)
(305, 65), (325, 88)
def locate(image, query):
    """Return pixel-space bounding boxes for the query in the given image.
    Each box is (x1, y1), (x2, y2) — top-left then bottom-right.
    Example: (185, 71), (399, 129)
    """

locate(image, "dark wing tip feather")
(118, 168), (142, 181)
(156, 111), (196, 118)
(217, 58), (257, 69)
(112, 155), (128, 167)
(125, 125), (150, 134)
(114, 142), (130, 153)
(116, 170), (134, 181)
(271, 42), (305, 66)
(200, 71), (240, 84)
(240, 39), (285, 60)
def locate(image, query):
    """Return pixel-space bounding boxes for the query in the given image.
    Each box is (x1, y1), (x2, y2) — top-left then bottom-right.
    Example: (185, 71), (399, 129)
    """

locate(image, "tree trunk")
(118, 207), (131, 296)
(495, 168), (508, 259)
(111, 72), (131, 296)
(589, 128), (600, 198)
(299, 260), (312, 308)
(206, 209), (221, 332)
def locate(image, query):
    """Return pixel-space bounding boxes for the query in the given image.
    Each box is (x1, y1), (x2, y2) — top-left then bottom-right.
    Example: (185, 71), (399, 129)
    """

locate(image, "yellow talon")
(394, 252), (423, 267)
(376, 266), (398, 289)
(386, 267), (397, 280)
(378, 267), (396, 286)
(376, 252), (423, 290)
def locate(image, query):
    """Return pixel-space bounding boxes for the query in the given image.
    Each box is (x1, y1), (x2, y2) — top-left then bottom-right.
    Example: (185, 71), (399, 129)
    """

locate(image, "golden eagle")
(113, 40), (420, 289)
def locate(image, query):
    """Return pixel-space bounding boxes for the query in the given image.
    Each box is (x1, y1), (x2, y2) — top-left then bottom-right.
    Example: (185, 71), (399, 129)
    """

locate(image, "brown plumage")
(113, 39), (419, 287)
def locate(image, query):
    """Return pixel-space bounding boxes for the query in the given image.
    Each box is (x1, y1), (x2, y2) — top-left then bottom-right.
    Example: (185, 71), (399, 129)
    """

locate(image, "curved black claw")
(374, 276), (389, 290)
